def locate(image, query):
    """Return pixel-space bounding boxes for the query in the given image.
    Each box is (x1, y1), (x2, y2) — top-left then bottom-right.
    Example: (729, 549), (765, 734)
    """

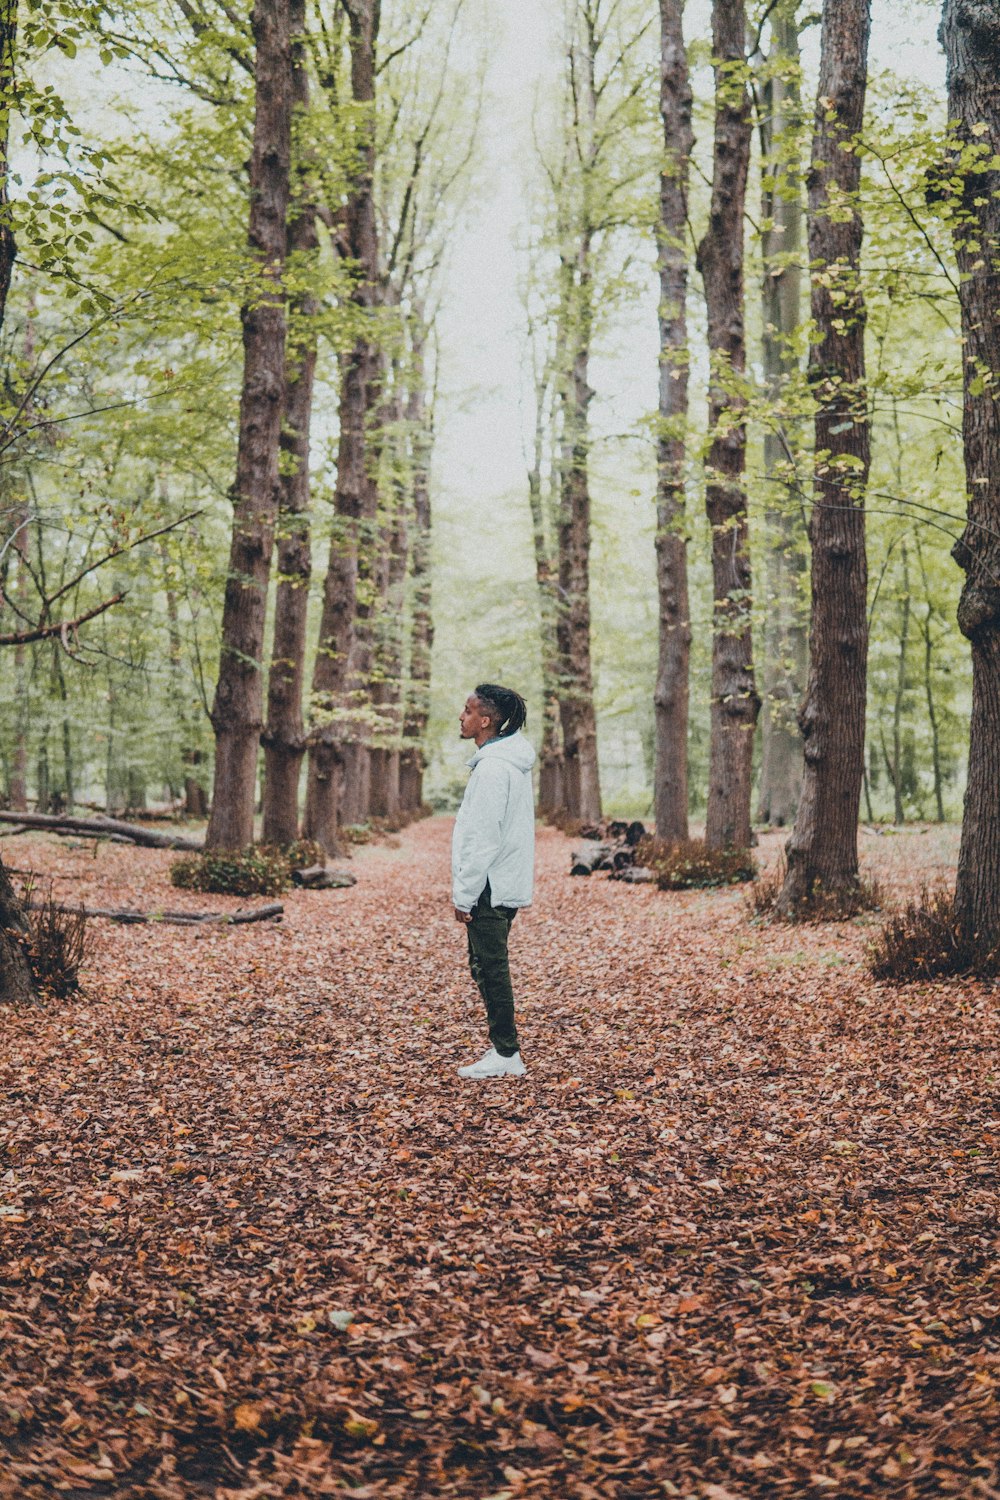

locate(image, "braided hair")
(474, 683), (528, 739)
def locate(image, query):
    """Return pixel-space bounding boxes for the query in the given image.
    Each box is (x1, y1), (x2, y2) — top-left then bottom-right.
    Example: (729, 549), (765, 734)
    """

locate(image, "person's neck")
(474, 730), (498, 748)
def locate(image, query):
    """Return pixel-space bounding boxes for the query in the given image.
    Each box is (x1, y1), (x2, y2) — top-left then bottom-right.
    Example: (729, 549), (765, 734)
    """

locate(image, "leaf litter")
(0, 819), (997, 1498)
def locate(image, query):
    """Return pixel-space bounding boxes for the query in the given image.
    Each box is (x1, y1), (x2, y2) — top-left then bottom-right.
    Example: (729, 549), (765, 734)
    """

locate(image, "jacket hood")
(467, 730), (536, 775)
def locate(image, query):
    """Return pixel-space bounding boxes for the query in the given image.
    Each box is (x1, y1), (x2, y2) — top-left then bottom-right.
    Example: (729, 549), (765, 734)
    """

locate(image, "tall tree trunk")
(777, 0), (871, 914)
(304, 0), (380, 851)
(9, 506), (29, 811)
(557, 259), (602, 826)
(368, 384), (408, 820)
(527, 356), (565, 819)
(653, 0), (692, 844)
(398, 331), (434, 815)
(697, 0), (759, 852)
(0, 0), (33, 1005)
(0, 0), (16, 330)
(757, 0), (807, 828)
(262, 0), (316, 848)
(205, 0), (294, 851)
(941, 0), (1000, 948)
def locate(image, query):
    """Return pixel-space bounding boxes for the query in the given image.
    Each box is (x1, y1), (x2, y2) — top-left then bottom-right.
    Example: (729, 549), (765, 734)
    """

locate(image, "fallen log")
(27, 900), (283, 926)
(608, 865), (658, 884)
(291, 864), (357, 889)
(0, 810), (202, 850)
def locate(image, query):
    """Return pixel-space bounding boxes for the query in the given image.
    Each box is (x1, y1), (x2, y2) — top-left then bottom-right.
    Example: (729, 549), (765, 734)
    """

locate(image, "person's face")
(459, 694), (492, 741)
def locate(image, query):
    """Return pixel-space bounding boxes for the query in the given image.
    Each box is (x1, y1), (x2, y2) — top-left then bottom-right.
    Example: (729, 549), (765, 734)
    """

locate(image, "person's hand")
(454, 906), (473, 925)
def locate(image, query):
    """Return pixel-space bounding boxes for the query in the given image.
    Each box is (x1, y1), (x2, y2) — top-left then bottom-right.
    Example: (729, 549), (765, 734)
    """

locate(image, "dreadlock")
(474, 683), (528, 739)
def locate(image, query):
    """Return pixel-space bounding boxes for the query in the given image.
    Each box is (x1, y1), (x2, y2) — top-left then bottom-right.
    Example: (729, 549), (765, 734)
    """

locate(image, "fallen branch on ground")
(0, 811), (202, 850)
(291, 864), (357, 889)
(26, 899), (283, 926)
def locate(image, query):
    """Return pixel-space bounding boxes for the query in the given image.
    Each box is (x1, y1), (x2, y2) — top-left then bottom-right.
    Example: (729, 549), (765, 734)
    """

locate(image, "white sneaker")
(457, 1047), (527, 1079)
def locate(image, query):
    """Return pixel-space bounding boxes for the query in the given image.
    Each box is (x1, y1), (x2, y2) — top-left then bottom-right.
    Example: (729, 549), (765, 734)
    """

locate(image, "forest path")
(1, 817), (995, 1499)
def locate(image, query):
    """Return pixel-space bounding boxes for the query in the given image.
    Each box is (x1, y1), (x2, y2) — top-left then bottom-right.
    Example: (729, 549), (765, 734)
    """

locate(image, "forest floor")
(1, 816), (998, 1500)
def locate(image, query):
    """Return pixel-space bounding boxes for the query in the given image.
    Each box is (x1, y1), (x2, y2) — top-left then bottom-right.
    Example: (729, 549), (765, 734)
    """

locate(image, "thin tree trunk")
(778, 0), (872, 915)
(757, 0), (807, 828)
(941, 0), (1000, 947)
(653, 0), (692, 844)
(262, 0), (316, 848)
(697, 0), (759, 852)
(205, 0), (294, 851)
(398, 331), (434, 815)
(9, 506), (29, 811)
(52, 646), (73, 812)
(890, 544), (910, 823)
(160, 537), (207, 817)
(304, 0), (380, 852)
(915, 537), (945, 822)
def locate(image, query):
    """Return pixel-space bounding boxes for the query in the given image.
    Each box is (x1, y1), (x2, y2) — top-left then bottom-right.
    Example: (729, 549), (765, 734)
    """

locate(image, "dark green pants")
(467, 880), (520, 1058)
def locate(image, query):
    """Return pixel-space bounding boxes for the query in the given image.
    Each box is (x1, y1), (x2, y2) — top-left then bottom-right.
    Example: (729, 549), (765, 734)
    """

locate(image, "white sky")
(426, 0), (946, 790)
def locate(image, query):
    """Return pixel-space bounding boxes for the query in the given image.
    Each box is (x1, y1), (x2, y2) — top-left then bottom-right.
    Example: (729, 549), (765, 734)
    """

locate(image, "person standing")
(453, 683), (535, 1079)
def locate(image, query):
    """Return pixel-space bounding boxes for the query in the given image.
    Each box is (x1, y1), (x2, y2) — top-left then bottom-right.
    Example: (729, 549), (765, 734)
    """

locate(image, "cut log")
(570, 842), (616, 875)
(607, 819), (649, 845)
(290, 864), (357, 889)
(27, 900), (283, 926)
(0, 811), (202, 850)
(608, 866), (658, 884)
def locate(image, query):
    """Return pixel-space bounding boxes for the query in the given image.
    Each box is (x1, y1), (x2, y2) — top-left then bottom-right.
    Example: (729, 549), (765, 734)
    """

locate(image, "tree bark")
(653, 0), (693, 844)
(557, 268), (602, 826)
(304, 0), (381, 851)
(0, 1), (16, 330)
(261, 0), (317, 848)
(527, 346), (565, 819)
(757, 1), (807, 828)
(0, 855), (32, 1004)
(368, 383), (408, 820)
(940, 0), (1000, 948)
(697, 0), (759, 852)
(398, 331), (434, 815)
(554, 21), (602, 827)
(0, 4), (34, 1003)
(778, 0), (872, 914)
(205, 0), (294, 851)
(9, 505), (29, 811)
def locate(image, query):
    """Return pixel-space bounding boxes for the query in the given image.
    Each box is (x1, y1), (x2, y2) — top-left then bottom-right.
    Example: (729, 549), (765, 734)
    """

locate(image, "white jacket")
(452, 731), (536, 912)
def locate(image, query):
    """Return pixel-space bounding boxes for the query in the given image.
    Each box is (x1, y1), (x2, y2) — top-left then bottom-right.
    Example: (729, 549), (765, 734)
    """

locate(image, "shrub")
(747, 856), (884, 923)
(278, 839), (324, 872)
(20, 880), (87, 997)
(867, 886), (1000, 981)
(635, 837), (756, 890)
(170, 846), (290, 897)
(340, 824), (372, 846)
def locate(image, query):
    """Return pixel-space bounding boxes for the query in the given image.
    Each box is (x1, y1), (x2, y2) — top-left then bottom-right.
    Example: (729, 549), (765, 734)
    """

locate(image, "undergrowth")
(636, 837), (756, 890)
(19, 879), (88, 997)
(867, 886), (1000, 981)
(746, 857), (884, 923)
(170, 847), (291, 897)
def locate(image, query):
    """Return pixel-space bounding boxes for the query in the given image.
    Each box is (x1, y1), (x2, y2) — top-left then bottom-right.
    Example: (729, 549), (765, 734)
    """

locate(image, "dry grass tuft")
(746, 856), (885, 923)
(867, 885), (1000, 982)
